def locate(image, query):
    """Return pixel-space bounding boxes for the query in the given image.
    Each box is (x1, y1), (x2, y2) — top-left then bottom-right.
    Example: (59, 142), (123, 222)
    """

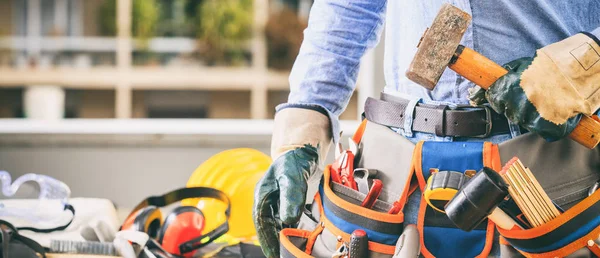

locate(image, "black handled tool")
(349, 230), (368, 258)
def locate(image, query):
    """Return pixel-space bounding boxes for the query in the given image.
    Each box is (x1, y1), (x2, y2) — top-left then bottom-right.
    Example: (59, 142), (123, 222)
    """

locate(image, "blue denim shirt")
(279, 0), (600, 144)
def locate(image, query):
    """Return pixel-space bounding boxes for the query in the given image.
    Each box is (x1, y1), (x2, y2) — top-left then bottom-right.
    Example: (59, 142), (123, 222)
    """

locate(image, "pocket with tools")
(331, 138), (387, 212)
(279, 121), (417, 258)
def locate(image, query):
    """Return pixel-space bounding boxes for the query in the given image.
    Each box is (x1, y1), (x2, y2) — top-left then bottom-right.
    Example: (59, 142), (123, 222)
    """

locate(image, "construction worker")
(253, 1), (600, 257)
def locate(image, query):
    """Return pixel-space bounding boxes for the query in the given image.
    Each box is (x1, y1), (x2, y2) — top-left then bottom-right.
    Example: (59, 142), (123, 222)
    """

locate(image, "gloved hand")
(253, 107), (332, 257)
(469, 33), (600, 141)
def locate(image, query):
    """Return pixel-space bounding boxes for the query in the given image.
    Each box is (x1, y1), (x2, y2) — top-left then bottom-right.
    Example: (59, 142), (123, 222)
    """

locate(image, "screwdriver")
(349, 230), (368, 258)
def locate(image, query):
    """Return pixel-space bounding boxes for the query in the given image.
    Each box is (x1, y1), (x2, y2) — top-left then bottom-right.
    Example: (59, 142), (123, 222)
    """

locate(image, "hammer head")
(406, 4), (472, 90)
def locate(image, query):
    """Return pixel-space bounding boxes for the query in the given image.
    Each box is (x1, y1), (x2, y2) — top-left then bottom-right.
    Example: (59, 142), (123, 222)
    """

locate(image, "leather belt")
(364, 93), (511, 137)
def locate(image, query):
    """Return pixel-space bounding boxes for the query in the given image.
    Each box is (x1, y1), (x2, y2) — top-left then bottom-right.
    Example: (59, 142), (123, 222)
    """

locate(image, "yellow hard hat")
(183, 148), (271, 240)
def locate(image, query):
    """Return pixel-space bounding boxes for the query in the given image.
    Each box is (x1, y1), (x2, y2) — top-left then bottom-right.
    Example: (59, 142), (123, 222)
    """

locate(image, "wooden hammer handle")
(449, 45), (508, 90)
(449, 45), (600, 149)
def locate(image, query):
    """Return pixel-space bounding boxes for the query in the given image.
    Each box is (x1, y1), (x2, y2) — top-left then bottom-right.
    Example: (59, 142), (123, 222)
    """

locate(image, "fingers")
(277, 149), (311, 225)
(252, 147), (318, 258)
(278, 175), (308, 225)
(467, 86), (487, 106)
(254, 195), (282, 258)
(253, 172), (282, 258)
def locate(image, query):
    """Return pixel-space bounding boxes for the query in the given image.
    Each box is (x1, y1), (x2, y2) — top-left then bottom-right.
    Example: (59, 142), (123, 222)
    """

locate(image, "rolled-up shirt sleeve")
(279, 0), (387, 143)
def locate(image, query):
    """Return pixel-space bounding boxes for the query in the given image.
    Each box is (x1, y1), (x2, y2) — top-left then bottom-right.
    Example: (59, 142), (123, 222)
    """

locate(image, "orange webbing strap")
(279, 228), (315, 258)
(483, 141), (502, 171)
(313, 194), (323, 219)
(413, 141), (433, 258)
(304, 222), (325, 255)
(407, 183), (418, 198)
(416, 192), (434, 258)
(588, 243), (600, 257)
(479, 219), (496, 257)
(412, 141), (427, 189)
(304, 194), (325, 255)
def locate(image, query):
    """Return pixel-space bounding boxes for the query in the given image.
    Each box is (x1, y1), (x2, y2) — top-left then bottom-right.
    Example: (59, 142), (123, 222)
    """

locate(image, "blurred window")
(11, 0), (81, 37)
(12, 0), (27, 36)
(41, 0), (54, 36)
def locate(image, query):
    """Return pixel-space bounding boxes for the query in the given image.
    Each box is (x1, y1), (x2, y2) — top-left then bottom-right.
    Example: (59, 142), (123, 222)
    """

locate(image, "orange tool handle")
(449, 45), (600, 149)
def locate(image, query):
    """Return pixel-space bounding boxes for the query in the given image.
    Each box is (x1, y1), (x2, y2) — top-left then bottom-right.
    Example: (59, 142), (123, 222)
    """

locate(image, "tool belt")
(365, 92), (510, 137)
(280, 94), (600, 258)
(279, 120), (497, 257)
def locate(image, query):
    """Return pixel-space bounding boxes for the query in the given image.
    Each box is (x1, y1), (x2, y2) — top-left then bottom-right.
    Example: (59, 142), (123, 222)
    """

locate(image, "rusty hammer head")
(406, 4), (472, 90)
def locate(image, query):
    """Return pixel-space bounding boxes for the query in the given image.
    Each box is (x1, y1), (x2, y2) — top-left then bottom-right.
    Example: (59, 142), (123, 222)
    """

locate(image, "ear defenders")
(121, 187), (230, 256)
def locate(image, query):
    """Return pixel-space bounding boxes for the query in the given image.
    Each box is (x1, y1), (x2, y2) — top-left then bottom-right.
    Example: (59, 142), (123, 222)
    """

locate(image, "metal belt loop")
(402, 96), (422, 137)
(434, 105), (449, 137)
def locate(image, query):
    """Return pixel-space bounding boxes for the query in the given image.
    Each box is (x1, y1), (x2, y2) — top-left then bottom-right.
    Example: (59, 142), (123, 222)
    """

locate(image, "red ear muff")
(157, 206), (205, 256)
(123, 187), (230, 256)
(121, 206), (163, 238)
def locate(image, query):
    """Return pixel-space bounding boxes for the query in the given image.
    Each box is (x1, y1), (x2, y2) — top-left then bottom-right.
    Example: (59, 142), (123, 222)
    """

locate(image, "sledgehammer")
(406, 3), (600, 149)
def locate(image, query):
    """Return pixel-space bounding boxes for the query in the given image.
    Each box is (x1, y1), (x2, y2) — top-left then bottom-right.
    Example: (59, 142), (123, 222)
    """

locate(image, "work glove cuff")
(271, 107), (333, 164)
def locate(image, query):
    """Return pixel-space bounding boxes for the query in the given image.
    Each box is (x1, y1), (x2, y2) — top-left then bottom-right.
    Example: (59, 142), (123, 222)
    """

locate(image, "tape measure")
(424, 170), (472, 213)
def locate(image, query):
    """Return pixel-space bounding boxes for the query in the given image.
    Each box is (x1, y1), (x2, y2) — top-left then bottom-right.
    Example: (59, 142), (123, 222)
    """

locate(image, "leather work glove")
(253, 107), (332, 257)
(469, 33), (600, 141)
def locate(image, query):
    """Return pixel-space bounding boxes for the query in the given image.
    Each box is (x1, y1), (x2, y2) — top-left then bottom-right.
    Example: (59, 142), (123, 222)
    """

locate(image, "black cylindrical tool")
(349, 229), (368, 258)
(445, 167), (509, 231)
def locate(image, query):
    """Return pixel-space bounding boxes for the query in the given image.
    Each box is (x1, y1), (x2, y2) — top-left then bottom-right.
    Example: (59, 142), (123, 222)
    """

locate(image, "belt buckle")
(473, 106), (493, 138)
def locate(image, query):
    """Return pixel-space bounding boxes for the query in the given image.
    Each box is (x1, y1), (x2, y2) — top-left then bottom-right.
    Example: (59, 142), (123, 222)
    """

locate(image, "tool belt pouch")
(279, 169), (403, 258)
(279, 121), (406, 258)
(496, 133), (600, 258)
(495, 185), (600, 258)
(401, 141), (499, 258)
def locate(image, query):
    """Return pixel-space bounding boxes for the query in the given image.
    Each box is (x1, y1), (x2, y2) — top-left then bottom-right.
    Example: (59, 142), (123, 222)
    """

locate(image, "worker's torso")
(386, 0), (600, 104)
